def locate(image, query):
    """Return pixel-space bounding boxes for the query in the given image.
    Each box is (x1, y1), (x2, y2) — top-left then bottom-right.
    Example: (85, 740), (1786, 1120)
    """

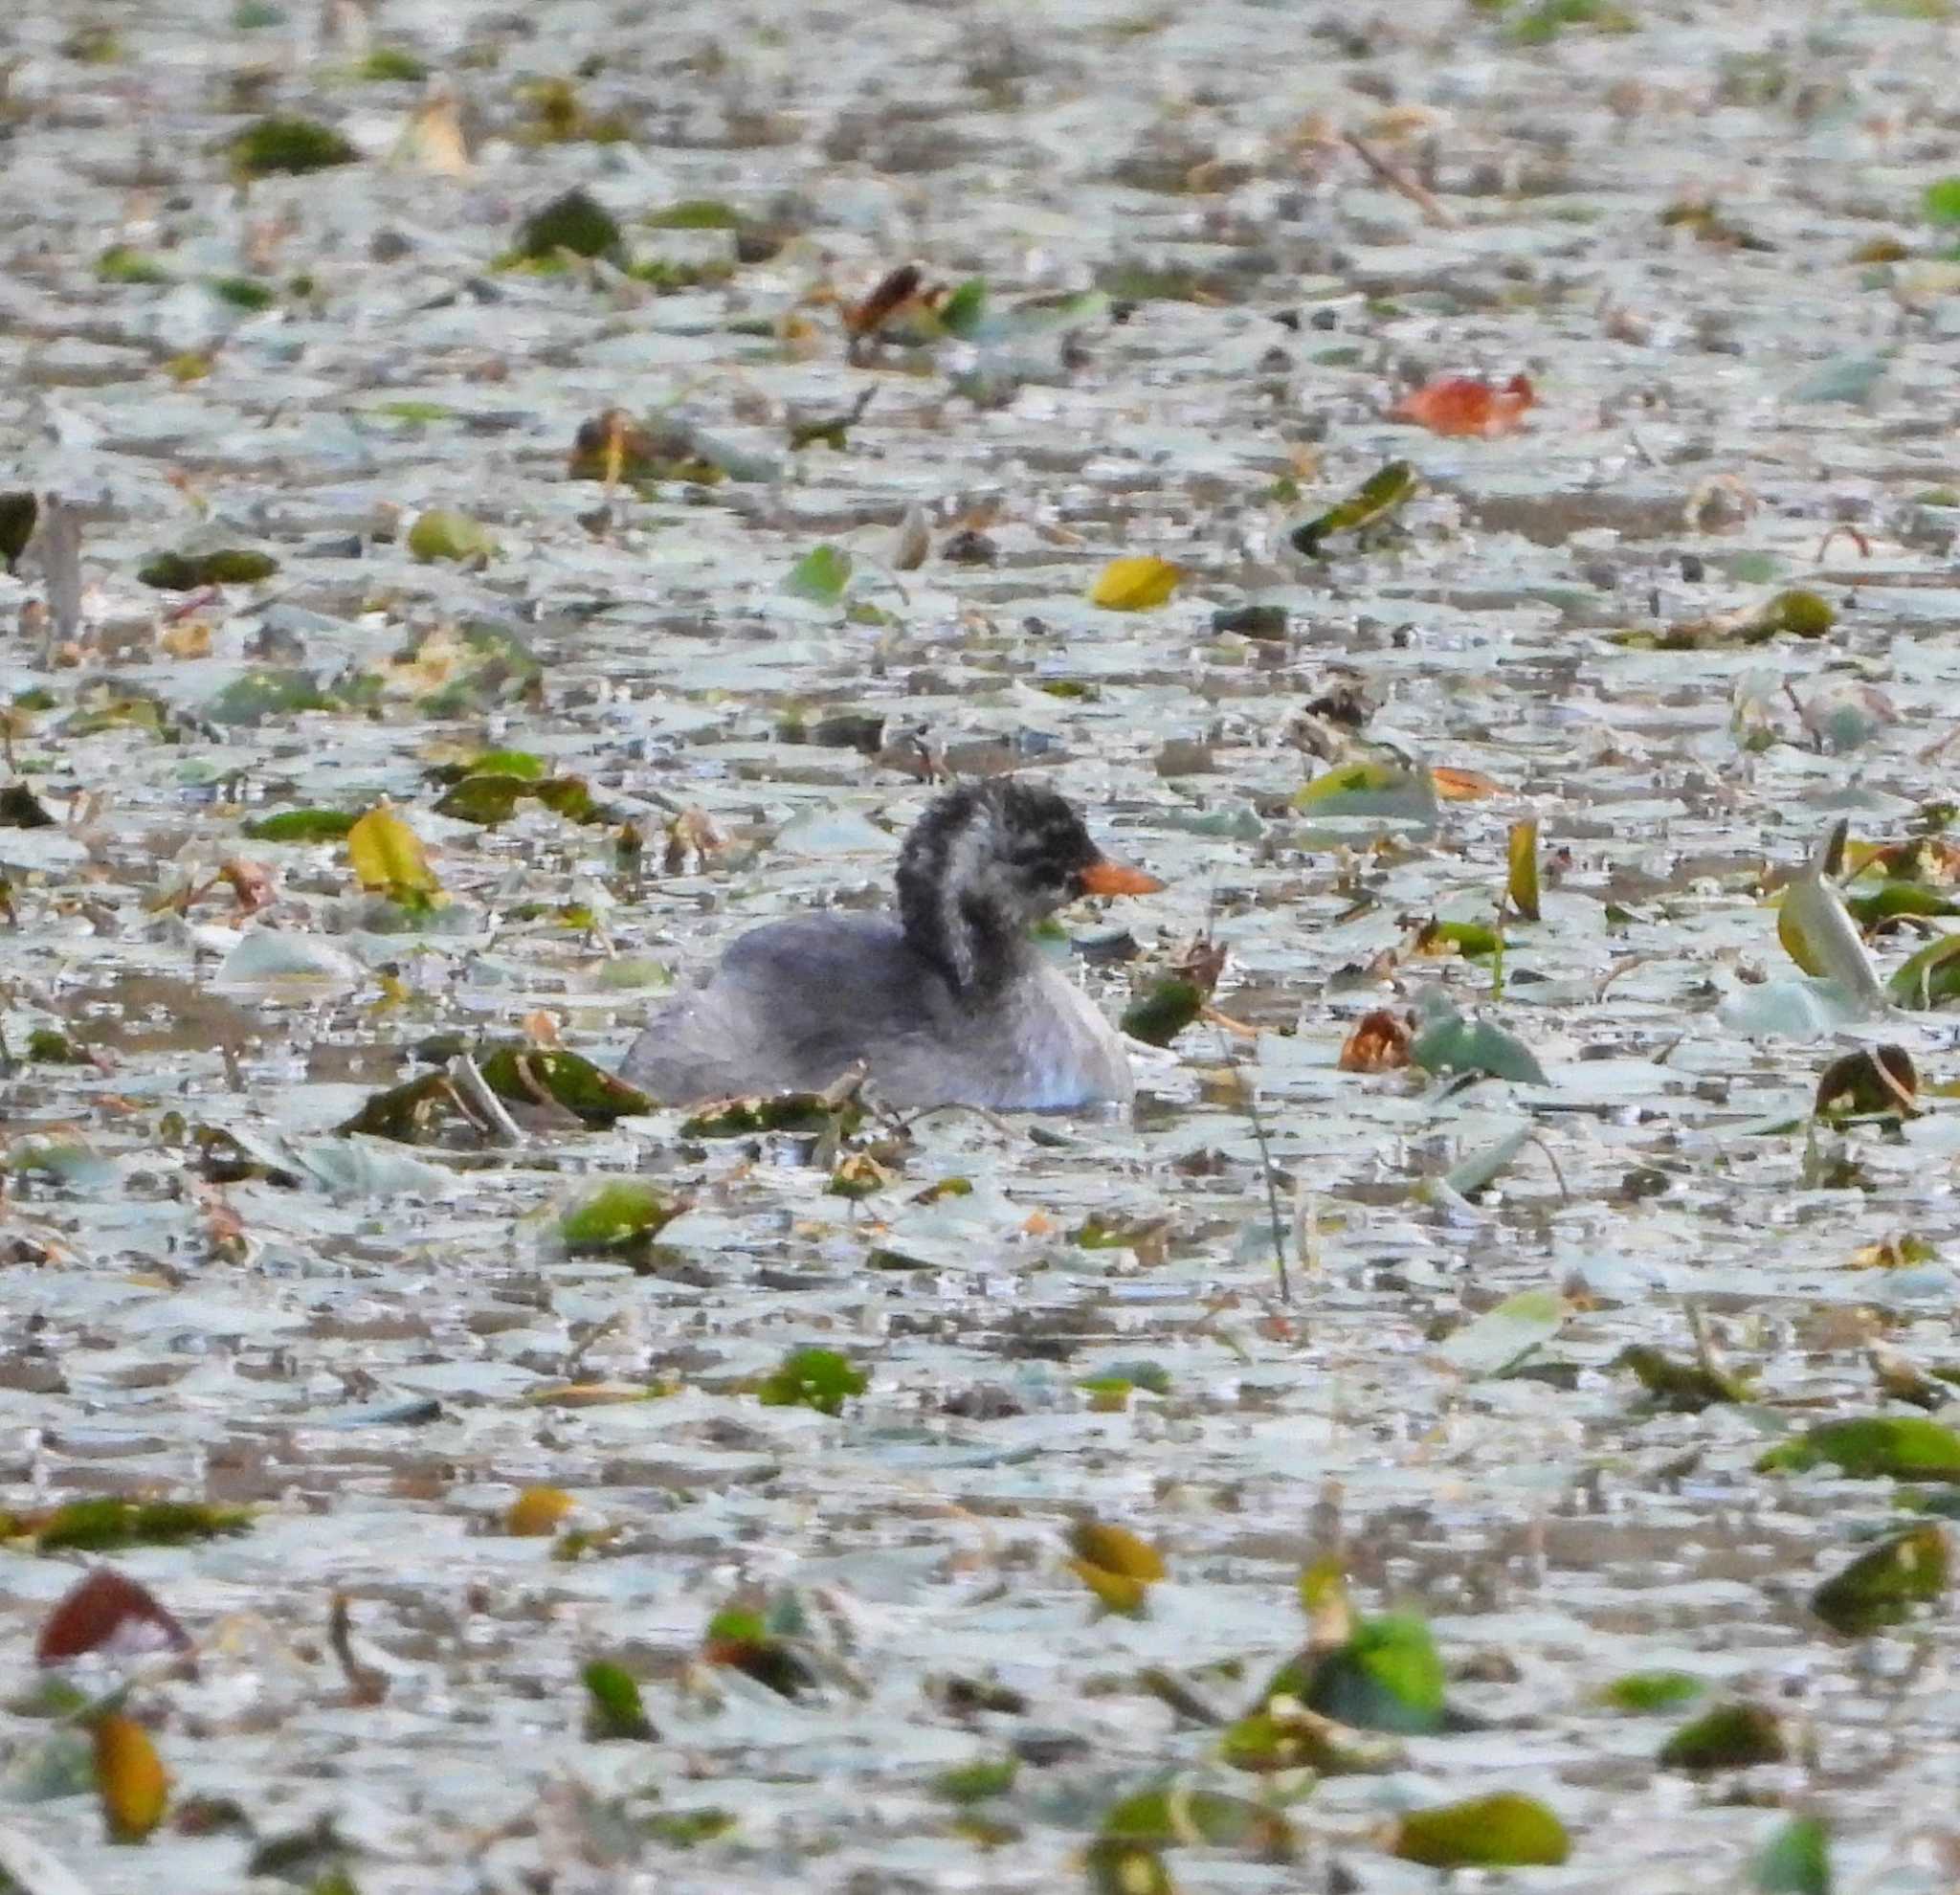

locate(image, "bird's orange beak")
(1080, 857), (1164, 897)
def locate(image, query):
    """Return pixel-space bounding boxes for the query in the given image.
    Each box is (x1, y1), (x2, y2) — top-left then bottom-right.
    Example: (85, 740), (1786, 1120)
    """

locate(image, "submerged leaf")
(1659, 1700), (1787, 1772)
(581, 1659), (657, 1740)
(755, 1347), (866, 1416)
(782, 544), (854, 604)
(1758, 1416), (1960, 1481)
(1439, 1289), (1569, 1378)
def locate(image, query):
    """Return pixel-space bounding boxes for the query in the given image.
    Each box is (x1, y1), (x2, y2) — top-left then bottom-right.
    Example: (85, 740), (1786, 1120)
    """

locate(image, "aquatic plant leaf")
(230, 115), (358, 177)
(1507, 817), (1541, 920)
(1758, 1416), (1960, 1480)
(1811, 1523), (1947, 1635)
(581, 1660), (656, 1740)
(1292, 760), (1438, 821)
(1925, 177), (1960, 225)
(1219, 1701), (1404, 1773)
(346, 806), (438, 900)
(407, 508), (497, 564)
(36, 1498), (251, 1553)
(1301, 1613), (1447, 1733)
(1775, 866), (1871, 1002)
(506, 1486), (574, 1537)
(1090, 556), (1184, 610)
(1388, 372), (1535, 438)
(782, 544), (854, 604)
(1814, 1045), (1915, 1120)
(94, 1713), (167, 1841)
(1290, 460), (1417, 556)
(1411, 1007), (1549, 1086)
(1755, 1816), (1831, 1895)
(1659, 1700), (1787, 1772)
(679, 1090), (861, 1137)
(1439, 1289), (1569, 1378)
(755, 1347), (866, 1416)
(512, 188), (622, 262)
(477, 1047), (652, 1126)
(1068, 1519), (1166, 1615)
(1617, 1345), (1749, 1412)
(703, 1598), (819, 1698)
(931, 1756), (1017, 1803)
(1121, 978), (1203, 1046)
(1600, 1669), (1706, 1713)
(560, 1182), (682, 1251)
(1442, 1123), (1532, 1199)
(1392, 1792), (1570, 1868)
(1101, 1780), (1295, 1858)
(1084, 1838), (1175, 1895)
(137, 548), (278, 590)
(432, 773), (527, 824)
(243, 808), (357, 843)
(1414, 918), (1503, 960)
(1888, 931), (1960, 1008)
(37, 1569), (190, 1665)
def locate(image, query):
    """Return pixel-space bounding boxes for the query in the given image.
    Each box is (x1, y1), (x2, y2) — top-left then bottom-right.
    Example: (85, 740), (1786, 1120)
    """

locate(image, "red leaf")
(36, 1567), (190, 1665)
(1388, 372), (1535, 438)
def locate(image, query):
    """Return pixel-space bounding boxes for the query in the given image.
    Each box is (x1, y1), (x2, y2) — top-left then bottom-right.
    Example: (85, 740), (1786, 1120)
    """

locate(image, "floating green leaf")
(477, 1046), (653, 1126)
(138, 548), (278, 590)
(1811, 1523), (1948, 1635)
(407, 508), (498, 565)
(1616, 1345), (1749, 1412)
(581, 1660), (656, 1740)
(1600, 1669), (1707, 1713)
(1292, 759), (1439, 821)
(782, 544), (854, 604)
(1888, 931), (1960, 1009)
(1392, 1792), (1570, 1869)
(1659, 1700), (1787, 1772)
(1758, 1416), (1960, 1481)
(931, 1756), (1018, 1804)
(1120, 978), (1204, 1046)
(560, 1182), (683, 1252)
(1439, 1289), (1569, 1378)
(1290, 460), (1418, 557)
(1755, 1815), (1831, 1895)
(1926, 177), (1960, 226)
(230, 115), (358, 178)
(1084, 1838), (1174, 1895)
(242, 808), (357, 843)
(756, 1347), (866, 1416)
(511, 188), (623, 262)
(1411, 1006), (1549, 1086)
(1102, 1780), (1294, 1859)
(35, 1497), (252, 1553)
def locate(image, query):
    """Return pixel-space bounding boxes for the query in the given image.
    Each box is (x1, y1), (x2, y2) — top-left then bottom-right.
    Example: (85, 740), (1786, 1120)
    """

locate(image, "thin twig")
(1343, 132), (1459, 228)
(445, 1054), (524, 1145)
(1236, 1055), (1292, 1304)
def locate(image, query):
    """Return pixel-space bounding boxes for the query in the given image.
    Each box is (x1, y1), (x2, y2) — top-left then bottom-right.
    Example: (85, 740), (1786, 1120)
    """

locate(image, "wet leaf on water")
(506, 1486), (575, 1537)
(94, 1712), (167, 1842)
(1121, 978), (1204, 1046)
(0, 490), (38, 570)
(755, 1347), (866, 1416)
(26, 1028), (92, 1065)
(1090, 556), (1184, 611)
(477, 1046), (652, 1126)
(35, 1498), (252, 1553)
(1599, 1669), (1706, 1713)
(843, 262), (933, 350)
(827, 1150), (896, 1198)
(1755, 1815), (1831, 1895)
(1388, 372), (1535, 438)
(345, 806), (439, 903)
(581, 1659), (657, 1740)
(679, 1089), (863, 1137)
(1659, 1700), (1788, 1772)
(1218, 1700), (1405, 1773)
(1211, 604), (1287, 640)
(1439, 1289), (1570, 1378)
(702, 1599), (818, 1698)
(1617, 1345), (1750, 1412)
(36, 1568), (190, 1664)
(334, 1070), (460, 1144)
(229, 115), (358, 177)
(1289, 460), (1418, 557)
(1413, 918), (1503, 961)
(1887, 931), (1960, 1009)
(1844, 880), (1960, 929)
(1758, 1415), (1960, 1480)
(1292, 759), (1438, 821)
(1068, 1519), (1166, 1616)
(1925, 178), (1960, 225)
(560, 1182), (682, 1255)
(242, 808), (357, 843)
(1410, 1006), (1550, 1086)
(407, 508), (498, 565)
(1, 784), (58, 829)
(1281, 1611), (1448, 1735)
(1507, 817), (1541, 920)
(1392, 1792), (1570, 1869)
(510, 187), (623, 263)
(567, 409), (729, 485)
(1812, 1523), (1948, 1635)
(1084, 1837), (1175, 1895)
(1814, 1044), (1916, 1121)
(782, 543), (854, 604)
(1101, 1779), (1294, 1859)
(432, 773), (528, 824)
(136, 549), (279, 591)
(931, 1756), (1018, 1803)
(206, 668), (336, 725)
(1338, 1008), (1413, 1072)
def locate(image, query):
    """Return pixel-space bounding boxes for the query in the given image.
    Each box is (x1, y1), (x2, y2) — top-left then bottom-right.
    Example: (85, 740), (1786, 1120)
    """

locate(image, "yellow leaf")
(94, 1712), (167, 1842)
(1090, 556), (1183, 611)
(505, 1484), (575, 1535)
(1068, 1557), (1153, 1615)
(1507, 818), (1541, 921)
(346, 805), (438, 897)
(1069, 1519), (1167, 1580)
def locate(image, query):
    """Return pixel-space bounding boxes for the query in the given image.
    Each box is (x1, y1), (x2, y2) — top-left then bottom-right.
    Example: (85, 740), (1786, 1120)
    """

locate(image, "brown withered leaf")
(37, 1567), (191, 1665)
(1338, 1009), (1414, 1073)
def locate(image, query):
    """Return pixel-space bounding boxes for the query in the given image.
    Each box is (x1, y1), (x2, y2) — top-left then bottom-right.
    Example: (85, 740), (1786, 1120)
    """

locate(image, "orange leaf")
(1432, 766), (1502, 801)
(1338, 1008), (1413, 1074)
(1388, 372), (1534, 438)
(94, 1712), (168, 1842)
(38, 1569), (189, 1665)
(506, 1485), (575, 1535)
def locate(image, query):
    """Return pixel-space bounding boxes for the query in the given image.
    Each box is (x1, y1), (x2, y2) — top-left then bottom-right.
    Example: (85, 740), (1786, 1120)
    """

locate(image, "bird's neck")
(899, 858), (1034, 1000)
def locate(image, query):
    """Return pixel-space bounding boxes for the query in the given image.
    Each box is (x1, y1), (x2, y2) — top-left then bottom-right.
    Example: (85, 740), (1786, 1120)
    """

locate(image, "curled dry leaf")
(1089, 555), (1184, 611)
(1388, 372), (1535, 438)
(37, 1568), (190, 1665)
(94, 1713), (168, 1842)
(1338, 1009), (1413, 1073)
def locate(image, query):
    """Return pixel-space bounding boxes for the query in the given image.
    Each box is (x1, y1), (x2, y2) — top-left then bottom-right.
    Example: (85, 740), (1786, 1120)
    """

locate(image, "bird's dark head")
(896, 780), (1161, 992)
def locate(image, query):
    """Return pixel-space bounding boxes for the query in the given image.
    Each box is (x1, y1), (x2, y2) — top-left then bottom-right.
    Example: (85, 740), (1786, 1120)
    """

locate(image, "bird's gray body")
(621, 911), (1133, 1110)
